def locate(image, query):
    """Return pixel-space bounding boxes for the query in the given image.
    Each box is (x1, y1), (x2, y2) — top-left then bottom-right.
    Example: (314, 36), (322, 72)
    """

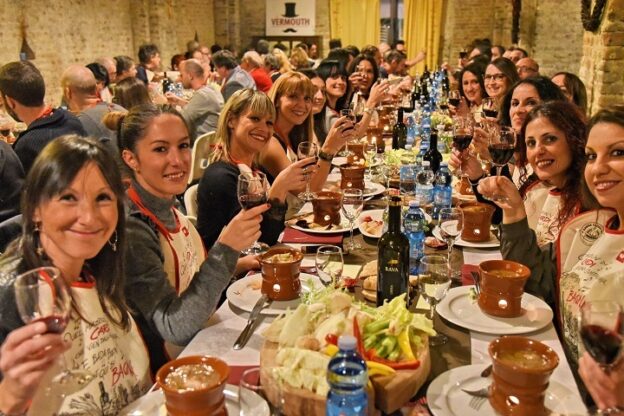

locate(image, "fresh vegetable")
(275, 347), (330, 396)
(366, 360), (396, 376)
(397, 329), (415, 361)
(353, 316), (366, 358)
(325, 333), (338, 345)
(323, 344), (339, 357)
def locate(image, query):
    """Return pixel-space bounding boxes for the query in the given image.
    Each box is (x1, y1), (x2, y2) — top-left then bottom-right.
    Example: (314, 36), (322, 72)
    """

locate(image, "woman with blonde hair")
(197, 88), (314, 249)
(289, 47), (311, 70)
(258, 71), (354, 185)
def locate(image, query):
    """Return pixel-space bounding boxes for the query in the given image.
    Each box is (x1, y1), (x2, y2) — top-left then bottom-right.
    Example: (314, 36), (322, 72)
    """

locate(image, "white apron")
(556, 210), (624, 364)
(523, 181), (573, 247)
(28, 278), (151, 415)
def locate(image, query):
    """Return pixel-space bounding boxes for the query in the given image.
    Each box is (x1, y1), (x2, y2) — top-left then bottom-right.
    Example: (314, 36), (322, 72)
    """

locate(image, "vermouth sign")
(266, 0), (316, 36)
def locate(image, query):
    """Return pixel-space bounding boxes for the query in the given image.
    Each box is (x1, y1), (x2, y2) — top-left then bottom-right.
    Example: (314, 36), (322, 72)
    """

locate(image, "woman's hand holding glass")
(449, 149), (484, 182)
(579, 352), (624, 413)
(219, 203), (270, 253)
(477, 176), (526, 222)
(297, 142), (319, 202)
(236, 173), (270, 255)
(269, 157), (318, 201)
(0, 322), (69, 413)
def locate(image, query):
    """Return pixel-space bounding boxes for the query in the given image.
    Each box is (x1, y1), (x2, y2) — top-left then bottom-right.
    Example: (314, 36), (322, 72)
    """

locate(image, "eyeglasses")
(484, 73), (506, 82)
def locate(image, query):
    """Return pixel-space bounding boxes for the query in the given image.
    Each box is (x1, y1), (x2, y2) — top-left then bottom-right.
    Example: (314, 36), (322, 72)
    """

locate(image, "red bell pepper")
(325, 333), (338, 345)
(353, 317), (366, 357)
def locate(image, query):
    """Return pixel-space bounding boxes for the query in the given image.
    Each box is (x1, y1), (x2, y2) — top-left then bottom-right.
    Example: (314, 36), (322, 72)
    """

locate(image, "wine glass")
(438, 93), (450, 114)
(341, 189), (364, 252)
(452, 115), (474, 177)
(14, 267), (95, 393)
(448, 90), (461, 108)
(239, 367), (283, 415)
(487, 126), (516, 203)
(418, 255), (452, 346)
(364, 140), (377, 181)
(237, 172), (269, 255)
(297, 142), (319, 201)
(580, 301), (623, 370)
(482, 97), (498, 119)
(315, 245), (344, 287)
(438, 208), (462, 281)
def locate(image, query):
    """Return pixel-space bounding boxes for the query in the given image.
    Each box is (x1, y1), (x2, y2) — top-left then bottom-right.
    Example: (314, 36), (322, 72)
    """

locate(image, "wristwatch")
(318, 150), (335, 162)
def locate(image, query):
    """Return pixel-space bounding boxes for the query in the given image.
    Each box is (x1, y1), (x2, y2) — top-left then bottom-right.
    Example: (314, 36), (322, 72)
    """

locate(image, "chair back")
(188, 131), (218, 184)
(184, 184), (199, 223)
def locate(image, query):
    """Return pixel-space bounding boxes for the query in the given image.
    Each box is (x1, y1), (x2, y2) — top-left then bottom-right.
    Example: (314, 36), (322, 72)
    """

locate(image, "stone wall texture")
(0, 0), (620, 110)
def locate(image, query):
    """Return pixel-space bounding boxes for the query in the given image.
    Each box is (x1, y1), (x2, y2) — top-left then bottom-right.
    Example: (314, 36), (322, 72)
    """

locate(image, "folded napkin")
(281, 227), (343, 245)
(461, 264), (480, 286)
(343, 264), (362, 280)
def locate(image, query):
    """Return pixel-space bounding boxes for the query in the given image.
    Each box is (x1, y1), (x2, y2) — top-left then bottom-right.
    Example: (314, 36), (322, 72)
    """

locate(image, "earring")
(108, 230), (118, 252)
(34, 222), (44, 257)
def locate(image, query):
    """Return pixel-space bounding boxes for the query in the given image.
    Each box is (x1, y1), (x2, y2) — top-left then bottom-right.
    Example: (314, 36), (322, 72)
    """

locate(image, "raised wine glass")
(237, 172), (269, 255)
(438, 207), (462, 281)
(297, 141), (319, 201)
(341, 188), (364, 252)
(14, 267), (95, 394)
(418, 255), (452, 346)
(487, 125), (516, 203)
(580, 301), (623, 370)
(482, 97), (498, 119)
(340, 109), (356, 157)
(448, 90), (461, 108)
(315, 245), (344, 287)
(452, 115), (474, 177)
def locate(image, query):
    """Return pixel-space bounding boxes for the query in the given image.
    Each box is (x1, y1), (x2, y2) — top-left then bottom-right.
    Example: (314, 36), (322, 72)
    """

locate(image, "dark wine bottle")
(424, 131), (443, 174)
(377, 196), (409, 307)
(392, 108), (407, 150)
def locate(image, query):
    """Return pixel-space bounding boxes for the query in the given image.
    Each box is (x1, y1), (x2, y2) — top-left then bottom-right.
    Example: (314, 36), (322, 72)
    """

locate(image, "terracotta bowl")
(260, 247), (304, 301)
(156, 355), (229, 416)
(478, 260), (530, 317)
(340, 164), (366, 190)
(311, 191), (342, 226)
(346, 143), (365, 164)
(459, 202), (495, 242)
(489, 336), (559, 416)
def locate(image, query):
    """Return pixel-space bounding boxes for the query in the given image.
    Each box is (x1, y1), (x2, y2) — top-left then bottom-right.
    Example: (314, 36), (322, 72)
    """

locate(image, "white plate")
(324, 173), (386, 198)
(119, 384), (268, 415)
(427, 364), (586, 416)
(288, 217), (351, 234)
(358, 209), (434, 239)
(437, 286), (553, 335)
(432, 226), (500, 248)
(226, 273), (323, 315)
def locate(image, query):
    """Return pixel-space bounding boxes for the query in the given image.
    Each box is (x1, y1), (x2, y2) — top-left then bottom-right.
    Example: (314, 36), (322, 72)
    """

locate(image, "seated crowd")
(0, 36), (621, 415)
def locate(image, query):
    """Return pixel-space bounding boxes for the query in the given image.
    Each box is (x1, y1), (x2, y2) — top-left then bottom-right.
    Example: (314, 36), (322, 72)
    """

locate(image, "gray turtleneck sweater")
(124, 180), (238, 371)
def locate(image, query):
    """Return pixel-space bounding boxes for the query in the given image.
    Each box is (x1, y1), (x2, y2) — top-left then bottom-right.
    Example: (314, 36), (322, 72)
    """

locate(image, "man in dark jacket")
(0, 61), (86, 173)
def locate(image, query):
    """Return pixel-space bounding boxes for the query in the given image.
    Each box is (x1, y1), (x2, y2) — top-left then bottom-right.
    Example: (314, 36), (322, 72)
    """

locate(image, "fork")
(468, 394), (487, 410)
(462, 387), (489, 411)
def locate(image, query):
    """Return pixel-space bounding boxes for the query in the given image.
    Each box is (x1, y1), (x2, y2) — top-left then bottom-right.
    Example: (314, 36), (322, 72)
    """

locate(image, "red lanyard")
(127, 185), (180, 238)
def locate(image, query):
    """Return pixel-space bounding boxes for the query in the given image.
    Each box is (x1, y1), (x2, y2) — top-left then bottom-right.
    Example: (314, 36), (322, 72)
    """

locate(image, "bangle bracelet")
(468, 173), (486, 186)
(318, 151), (335, 162)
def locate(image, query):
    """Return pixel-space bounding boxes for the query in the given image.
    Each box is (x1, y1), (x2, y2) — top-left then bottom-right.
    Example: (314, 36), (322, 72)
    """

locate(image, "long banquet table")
(176, 226), (587, 415)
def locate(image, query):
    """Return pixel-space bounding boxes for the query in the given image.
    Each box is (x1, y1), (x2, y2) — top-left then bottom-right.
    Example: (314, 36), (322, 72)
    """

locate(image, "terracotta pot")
(478, 260), (530, 317)
(346, 143), (365, 164)
(311, 191), (342, 226)
(489, 336), (559, 416)
(156, 355), (229, 416)
(460, 202), (495, 242)
(340, 165), (365, 190)
(260, 247), (304, 301)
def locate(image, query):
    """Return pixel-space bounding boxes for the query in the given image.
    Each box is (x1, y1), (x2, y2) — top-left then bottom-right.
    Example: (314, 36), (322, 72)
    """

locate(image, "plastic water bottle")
(403, 200), (426, 274)
(400, 145), (416, 196)
(432, 163), (453, 220)
(415, 160), (434, 206)
(326, 336), (368, 416)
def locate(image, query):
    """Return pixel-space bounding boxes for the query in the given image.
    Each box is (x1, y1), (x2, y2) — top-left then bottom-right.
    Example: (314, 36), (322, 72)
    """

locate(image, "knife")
(233, 294), (272, 350)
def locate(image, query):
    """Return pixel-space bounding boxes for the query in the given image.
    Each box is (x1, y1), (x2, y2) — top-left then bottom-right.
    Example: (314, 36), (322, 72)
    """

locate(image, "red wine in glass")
(0, 129), (10, 137)
(439, 104), (449, 111)
(488, 143), (515, 166)
(453, 134), (473, 151)
(483, 109), (498, 118)
(32, 314), (69, 334)
(581, 324), (623, 366)
(239, 193), (267, 209)
(448, 98), (461, 107)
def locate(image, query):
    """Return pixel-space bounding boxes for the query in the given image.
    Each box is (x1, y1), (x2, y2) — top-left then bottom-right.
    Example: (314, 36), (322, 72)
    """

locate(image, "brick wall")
(0, 0), (215, 106)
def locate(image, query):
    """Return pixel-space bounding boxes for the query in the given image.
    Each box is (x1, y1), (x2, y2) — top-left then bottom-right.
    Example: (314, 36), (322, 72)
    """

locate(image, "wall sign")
(266, 0), (315, 36)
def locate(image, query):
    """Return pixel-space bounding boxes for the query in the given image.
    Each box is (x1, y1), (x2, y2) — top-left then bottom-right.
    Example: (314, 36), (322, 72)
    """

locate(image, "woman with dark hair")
(259, 72), (353, 188)
(346, 54), (380, 109)
(104, 104), (266, 372)
(456, 62), (488, 117)
(198, 89), (316, 249)
(112, 77), (151, 110)
(299, 68), (329, 143)
(477, 106), (624, 411)
(317, 59), (350, 113)
(484, 57), (519, 103)
(86, 62), (111, 102)
(0, 135), (151, 414)
(551, 72), (588, 114)
(114, 55), (137, 82)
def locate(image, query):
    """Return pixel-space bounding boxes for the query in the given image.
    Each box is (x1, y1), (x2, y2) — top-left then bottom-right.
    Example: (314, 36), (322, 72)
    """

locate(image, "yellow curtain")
(404, 0), (443, 75)
(329, 0), (380, 49)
